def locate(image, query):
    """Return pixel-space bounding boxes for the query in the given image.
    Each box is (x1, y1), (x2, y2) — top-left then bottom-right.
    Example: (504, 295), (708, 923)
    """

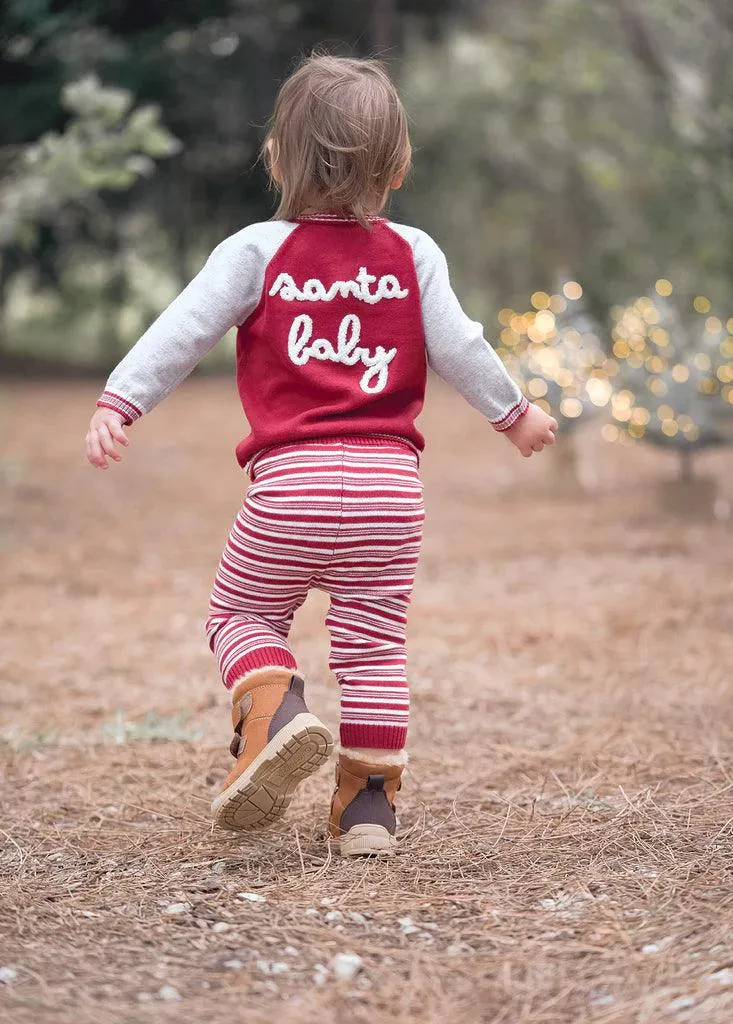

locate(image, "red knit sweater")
(234, 217), (426, 468)
(97, 215), (527, 467)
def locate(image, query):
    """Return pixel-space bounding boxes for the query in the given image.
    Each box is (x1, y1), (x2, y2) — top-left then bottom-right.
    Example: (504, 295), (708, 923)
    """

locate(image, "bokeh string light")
(605, 283), (733, 472)
(497, 281), (612, 431)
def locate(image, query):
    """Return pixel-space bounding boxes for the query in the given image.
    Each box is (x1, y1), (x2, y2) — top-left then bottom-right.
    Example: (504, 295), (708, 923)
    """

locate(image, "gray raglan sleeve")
(395, 225), (528, 431)
(96, 221), (295, 423)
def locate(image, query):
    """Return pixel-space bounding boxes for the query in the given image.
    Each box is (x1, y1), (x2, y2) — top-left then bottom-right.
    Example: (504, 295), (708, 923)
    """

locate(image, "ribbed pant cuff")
(340, 724), (407, 750)
(224, 646), (297, 689)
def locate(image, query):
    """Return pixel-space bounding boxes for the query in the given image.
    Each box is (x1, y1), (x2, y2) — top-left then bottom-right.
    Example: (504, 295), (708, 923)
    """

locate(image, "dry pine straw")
(1, 379), (733, 1024)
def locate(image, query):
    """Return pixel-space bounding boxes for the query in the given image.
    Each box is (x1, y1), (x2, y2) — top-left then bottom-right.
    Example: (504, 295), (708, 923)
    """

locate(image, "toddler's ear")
(390, 148), (411, 191)
(390, 166), (407, 191)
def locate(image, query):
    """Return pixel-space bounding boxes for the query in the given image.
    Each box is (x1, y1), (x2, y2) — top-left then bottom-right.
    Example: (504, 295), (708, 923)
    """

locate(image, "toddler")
(86, 55), (557, 856)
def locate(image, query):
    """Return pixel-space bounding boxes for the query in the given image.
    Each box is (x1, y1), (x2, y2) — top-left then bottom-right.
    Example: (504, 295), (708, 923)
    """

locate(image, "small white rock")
(164, 903), (190, 915)
(304, 908), (320, 918)
(588, 988), (615, 1008)
(707, 968), (733, 986)
(348, 912), (368, 925)
(283, 946), (299, 957)
(446, 942), (474, 956)
(0, 967), (18, 985)
(325, 910), (344, 924)
(212, 922), (230, 934)
(398, 916), (419, 936)
(222, 959), (244, 971)
(237, 892), (266, 903)
(313, 964), (329, 986)
(256, 960), (289, 976)
(641, 943), (659, 954)
(668, 995), (696, 1011)
(330, 952), (362, 981)
(158, 985), (181, 1002)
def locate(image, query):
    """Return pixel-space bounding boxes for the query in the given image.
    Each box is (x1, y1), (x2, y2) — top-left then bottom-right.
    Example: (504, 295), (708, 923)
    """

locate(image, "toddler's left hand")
(86, 408), (129, 469)
(504, 403), (558, 458)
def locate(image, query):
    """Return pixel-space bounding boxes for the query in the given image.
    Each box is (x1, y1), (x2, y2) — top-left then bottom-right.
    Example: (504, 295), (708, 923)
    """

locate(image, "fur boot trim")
(336, 745), (408, 767)
(230, 665), (302, 693)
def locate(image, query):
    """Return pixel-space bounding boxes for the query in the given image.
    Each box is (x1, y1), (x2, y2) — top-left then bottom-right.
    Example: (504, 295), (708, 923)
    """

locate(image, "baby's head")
(264, 54), (411, 226)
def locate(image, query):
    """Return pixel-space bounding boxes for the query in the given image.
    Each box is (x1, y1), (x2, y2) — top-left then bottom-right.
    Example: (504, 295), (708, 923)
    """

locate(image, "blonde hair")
(263, 54), (411, 227)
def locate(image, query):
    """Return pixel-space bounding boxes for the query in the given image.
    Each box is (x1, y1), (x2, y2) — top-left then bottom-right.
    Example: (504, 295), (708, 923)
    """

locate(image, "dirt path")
(2, 378), (733, 1023)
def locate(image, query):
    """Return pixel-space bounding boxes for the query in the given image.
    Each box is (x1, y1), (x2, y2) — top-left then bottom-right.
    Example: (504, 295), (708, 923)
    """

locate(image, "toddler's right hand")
(504, 403), (558, 458)
(86, 408), (129, 469)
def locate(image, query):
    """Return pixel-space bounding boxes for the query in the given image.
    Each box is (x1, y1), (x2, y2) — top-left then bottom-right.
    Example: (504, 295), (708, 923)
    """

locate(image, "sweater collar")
(294, 212), (385, 223)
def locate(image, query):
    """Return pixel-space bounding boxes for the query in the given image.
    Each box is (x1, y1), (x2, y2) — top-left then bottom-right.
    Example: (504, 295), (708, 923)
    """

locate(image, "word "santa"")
(270, 267), (409, 305)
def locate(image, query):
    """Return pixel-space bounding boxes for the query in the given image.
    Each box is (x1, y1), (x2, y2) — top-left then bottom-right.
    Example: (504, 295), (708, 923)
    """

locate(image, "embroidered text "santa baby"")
(270, 266), (407, 394)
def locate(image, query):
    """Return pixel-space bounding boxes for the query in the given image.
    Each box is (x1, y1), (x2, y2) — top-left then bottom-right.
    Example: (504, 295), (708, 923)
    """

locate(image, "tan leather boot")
(212, 668), (332, 830)
(329, 754), (403, 856)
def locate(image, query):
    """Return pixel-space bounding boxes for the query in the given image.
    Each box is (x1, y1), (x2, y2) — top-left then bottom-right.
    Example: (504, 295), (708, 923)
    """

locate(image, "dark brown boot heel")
(329, 755), (403, 856)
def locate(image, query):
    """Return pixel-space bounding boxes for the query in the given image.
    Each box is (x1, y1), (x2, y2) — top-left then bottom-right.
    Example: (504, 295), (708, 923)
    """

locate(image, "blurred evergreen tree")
(607, 289), (733, 480)
(0, 75), (179, 248)
(498, 288), (610, 434)
(496, 284), (611, 489)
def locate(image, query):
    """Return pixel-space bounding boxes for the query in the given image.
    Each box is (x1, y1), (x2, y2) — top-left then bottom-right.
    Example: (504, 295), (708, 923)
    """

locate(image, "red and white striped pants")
(205, 438), (425, 750)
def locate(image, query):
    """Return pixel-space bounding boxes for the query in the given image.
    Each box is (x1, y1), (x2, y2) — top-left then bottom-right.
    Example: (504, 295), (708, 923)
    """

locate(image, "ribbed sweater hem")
(340, 723), (407, 751)
(224, 646), (297, 689)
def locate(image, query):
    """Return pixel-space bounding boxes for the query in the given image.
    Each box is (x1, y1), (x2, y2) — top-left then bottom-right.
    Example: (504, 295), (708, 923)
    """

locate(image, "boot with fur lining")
(329, 747), (406, 856)
(212, 668), (332, 830)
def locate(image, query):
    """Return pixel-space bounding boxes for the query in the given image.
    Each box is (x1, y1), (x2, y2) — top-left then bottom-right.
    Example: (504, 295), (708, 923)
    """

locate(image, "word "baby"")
(288, 314), (396, 394)
(270, 266), (408, 305)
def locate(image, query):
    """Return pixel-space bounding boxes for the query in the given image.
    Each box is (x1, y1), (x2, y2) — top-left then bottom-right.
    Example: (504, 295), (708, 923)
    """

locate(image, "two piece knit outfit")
(98, 214), (528, 849)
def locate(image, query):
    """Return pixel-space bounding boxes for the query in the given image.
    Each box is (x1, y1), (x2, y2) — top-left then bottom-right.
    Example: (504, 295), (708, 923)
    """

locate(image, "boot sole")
(338, 824), (397, 857)
(212, 713), (333, 831)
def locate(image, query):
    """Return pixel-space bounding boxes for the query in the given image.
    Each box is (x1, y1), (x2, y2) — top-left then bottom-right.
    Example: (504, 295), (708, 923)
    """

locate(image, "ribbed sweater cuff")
(491, 395), (529, 432)
(224, 646), (297, 689)
(340, 723), (407, 751)
(96, 391), (144, 425)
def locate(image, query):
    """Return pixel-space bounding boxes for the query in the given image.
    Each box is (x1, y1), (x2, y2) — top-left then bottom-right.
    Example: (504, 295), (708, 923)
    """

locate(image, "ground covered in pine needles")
(2, 378), (733, 1024)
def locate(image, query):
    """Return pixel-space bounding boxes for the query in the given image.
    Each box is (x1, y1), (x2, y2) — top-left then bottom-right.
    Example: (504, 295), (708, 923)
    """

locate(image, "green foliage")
(0, 75), (179, 247)
(101, 710), (203, 744)
(401, 0), (733, 320)
(0, 0), (450, 366)
(0, 710), (203, 750)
